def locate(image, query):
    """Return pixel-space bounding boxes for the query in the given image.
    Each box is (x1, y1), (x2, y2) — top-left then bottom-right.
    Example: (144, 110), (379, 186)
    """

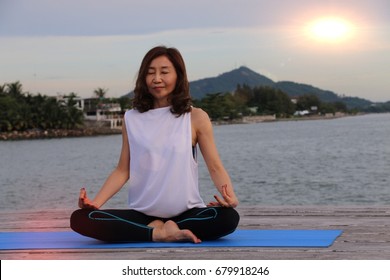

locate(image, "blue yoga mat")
(0, 229), (342, 250)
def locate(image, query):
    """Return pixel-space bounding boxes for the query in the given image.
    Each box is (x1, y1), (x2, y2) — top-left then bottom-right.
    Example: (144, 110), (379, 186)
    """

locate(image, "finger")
(219, 185), (229, 200)
(85, 203), (98, 210)
(79, 188), (86, 199)
(79, 190), (83, 208)
(80, 200), (97, 210)
(221, 185), (237, 206)
(78, 198), (85, 208)
(214, 195), (228, 207)
(79, 188), (88, 208)
(207, 201), (219, 207)
(221, 184), (231, 199)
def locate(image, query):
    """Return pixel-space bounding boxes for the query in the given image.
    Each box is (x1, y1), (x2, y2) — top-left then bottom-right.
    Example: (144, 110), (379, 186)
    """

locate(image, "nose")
(153, 73), (162, 83)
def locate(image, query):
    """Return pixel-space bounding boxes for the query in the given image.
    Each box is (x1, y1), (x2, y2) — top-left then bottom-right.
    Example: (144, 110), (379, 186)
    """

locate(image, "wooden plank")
(1, 206), (389, 260)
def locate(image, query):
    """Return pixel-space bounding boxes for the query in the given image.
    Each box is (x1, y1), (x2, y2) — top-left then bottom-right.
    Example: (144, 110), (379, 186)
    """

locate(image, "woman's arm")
(192, 108), (238, 208)
(79, 122), (130, 209)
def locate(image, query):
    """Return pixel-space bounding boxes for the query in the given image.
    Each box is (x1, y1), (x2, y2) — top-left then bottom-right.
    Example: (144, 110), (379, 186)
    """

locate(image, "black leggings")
(70, 207), (240, 242)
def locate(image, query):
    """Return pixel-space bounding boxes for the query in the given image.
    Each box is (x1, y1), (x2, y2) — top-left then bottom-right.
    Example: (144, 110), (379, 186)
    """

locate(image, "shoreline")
(212, 112), (357, 125)
(0, 113), (359, 141)
(0, 127), (122, 141)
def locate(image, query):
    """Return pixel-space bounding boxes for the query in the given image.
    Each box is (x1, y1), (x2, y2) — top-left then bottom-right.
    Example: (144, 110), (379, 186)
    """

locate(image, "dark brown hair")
(132, 46), (192, 116)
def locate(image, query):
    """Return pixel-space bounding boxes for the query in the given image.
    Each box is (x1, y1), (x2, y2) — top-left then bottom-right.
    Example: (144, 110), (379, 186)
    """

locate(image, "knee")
(213, 207), (240, 233)
(70, 208), (90, 232)
(224, 207), (240, 230)
(204, 207), (240, 240)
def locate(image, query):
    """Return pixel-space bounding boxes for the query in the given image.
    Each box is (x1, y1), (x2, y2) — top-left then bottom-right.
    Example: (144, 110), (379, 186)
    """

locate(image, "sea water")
(0, 113), (389, 211)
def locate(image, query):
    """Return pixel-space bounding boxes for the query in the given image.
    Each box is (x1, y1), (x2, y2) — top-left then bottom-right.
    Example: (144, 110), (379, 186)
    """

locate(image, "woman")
(70, 46), (239, 243)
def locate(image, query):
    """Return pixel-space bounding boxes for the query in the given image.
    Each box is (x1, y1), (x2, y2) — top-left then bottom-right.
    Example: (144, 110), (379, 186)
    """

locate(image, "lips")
(152, 86), (165, 90)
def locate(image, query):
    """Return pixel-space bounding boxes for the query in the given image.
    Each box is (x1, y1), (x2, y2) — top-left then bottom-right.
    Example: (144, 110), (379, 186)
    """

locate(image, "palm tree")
(0, 84), (6, 96)
(63, 93), (84, 129)
(2, 81), (29, 130)
(7, 81), (24, 100)
(93, 87), (108, 99)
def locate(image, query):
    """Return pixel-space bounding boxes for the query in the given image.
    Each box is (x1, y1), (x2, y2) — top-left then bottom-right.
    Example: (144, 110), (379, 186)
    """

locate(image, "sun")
(306, 17), (353, 43)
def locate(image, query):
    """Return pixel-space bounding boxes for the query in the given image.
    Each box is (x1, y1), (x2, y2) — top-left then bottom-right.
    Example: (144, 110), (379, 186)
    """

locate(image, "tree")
(332, 101), (347, 112)
(0, 95), (20, 131)
(194, 92), (232, 120)
(296, 94), (321, 111)
(0, 84), (6, 96)
(234, 84), (253, 106)
(6, 81), (24, 100)
(118, 96), (132, 112)
(248, 86), (295, 117)
(0, 82), (84, 132)
(94, 87), (108, 99)
(61, 93), (84, 129)
(233, 84), (253, 116)
(1, 82), (30, 130)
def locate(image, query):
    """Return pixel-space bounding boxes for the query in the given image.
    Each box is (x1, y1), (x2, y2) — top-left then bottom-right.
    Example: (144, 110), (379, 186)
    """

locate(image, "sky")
(0, 0), (389, 102)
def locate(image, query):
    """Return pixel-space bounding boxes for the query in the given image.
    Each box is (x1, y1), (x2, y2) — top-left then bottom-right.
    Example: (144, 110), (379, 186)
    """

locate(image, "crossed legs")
(70, 207), (239, 243)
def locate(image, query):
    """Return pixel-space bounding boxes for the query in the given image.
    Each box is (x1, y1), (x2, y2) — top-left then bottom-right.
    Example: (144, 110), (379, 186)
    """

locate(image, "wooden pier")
(1, 206), (389, 260)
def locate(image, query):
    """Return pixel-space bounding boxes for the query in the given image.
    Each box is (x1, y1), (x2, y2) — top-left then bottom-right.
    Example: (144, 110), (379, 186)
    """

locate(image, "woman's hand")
(207, 184), (239, 208)
(78, 187), (99, 209)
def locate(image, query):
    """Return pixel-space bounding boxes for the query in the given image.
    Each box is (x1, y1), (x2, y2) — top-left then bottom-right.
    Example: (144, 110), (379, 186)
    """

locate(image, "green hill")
(189, 66), (275, 99)
(275, 81), (339, 102)
(124, 66), (374, 109)
(189, 66), (373, 109)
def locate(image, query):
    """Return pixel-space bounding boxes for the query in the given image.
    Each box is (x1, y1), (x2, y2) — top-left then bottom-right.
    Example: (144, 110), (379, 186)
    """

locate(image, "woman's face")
(146, 55), (178, 108)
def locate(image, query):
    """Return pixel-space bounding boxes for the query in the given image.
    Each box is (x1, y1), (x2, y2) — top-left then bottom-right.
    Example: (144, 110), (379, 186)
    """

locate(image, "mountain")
(275, 81), (372, 108)
(124, 66), (373, 109)
(275, 81), (340, 102)
(189, 66), (275, 99)
(189, 66), (373, 109)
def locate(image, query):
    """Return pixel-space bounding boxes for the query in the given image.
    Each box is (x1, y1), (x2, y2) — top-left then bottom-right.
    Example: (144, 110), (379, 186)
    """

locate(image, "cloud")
(1, 0), (389, 102)
(6, 0), (376, 37)
(0, 0), (263, 36)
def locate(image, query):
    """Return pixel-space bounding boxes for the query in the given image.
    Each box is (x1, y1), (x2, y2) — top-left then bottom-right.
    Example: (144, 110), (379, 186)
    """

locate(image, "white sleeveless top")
(124, 107), (206, 218)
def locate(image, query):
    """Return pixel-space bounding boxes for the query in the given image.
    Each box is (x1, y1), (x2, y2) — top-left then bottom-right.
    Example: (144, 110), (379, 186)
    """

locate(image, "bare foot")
(151, 220), (201, 243)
